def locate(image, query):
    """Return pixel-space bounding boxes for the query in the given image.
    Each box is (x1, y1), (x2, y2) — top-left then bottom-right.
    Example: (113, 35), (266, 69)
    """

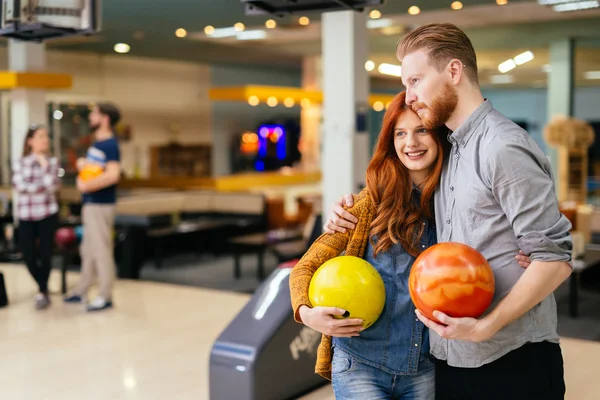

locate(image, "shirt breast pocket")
(454, 184), (493, 247)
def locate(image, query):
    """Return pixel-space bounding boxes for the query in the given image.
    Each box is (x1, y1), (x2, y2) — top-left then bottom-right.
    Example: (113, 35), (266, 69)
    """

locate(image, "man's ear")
(447, 59), (464, 85)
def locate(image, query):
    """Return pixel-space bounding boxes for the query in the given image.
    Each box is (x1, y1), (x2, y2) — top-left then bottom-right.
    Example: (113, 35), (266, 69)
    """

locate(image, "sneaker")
(63, 294), (83, 303)
(34, 293), (50, 310)
(86, 297), (113, 312)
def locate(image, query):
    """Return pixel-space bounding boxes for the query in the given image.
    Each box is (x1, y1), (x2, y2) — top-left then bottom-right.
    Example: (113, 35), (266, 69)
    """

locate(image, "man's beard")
(412, 82), (458, 130)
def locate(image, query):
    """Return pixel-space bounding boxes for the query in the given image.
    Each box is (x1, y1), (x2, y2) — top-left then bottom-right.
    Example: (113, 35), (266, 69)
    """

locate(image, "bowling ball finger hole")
(342, 311), (350, 318)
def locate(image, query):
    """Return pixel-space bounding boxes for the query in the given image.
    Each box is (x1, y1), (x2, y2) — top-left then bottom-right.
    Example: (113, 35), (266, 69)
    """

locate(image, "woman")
(12, 125), (60, 310)
(289, 91), (529, 399)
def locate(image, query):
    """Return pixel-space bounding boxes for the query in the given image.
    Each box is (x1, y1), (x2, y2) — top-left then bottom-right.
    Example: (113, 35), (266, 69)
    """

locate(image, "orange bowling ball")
(409, 242), (495, 324)
(78, 164), (103, 181)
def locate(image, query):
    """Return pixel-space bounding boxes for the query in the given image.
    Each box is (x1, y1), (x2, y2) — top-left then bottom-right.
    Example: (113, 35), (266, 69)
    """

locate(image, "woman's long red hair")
(366, 91), (448, 258)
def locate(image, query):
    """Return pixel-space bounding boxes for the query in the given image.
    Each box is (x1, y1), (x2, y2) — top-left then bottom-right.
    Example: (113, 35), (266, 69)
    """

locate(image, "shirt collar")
(448, 99), (493, 147)
(23, 153), (37, 162)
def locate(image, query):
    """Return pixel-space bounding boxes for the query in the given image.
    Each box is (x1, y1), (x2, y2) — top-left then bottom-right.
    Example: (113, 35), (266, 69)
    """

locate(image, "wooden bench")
(114, 190), (268, 277)
(228, 227), (304, 280)
(227, 214), (322, 281)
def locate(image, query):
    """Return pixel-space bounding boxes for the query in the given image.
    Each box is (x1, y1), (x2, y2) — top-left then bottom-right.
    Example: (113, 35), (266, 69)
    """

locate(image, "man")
(64, 103), (122, 312)
(324, 23), (572, 399)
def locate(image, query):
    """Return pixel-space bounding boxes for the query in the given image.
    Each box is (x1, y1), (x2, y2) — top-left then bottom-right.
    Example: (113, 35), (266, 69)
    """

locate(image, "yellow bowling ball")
(308, 255), (386, 330)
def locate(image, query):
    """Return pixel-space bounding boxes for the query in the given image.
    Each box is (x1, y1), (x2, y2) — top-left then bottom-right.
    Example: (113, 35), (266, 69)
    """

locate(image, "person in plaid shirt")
(12, 125), (61, 310)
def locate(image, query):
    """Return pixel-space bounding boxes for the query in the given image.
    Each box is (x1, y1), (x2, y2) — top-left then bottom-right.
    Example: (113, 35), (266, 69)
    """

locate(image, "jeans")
(331, 347), (435, 400)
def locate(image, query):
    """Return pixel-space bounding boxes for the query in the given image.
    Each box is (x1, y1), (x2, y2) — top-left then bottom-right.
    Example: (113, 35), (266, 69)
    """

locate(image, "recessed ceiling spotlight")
(114, 43), (130, 54)
(369, 10), (382, 19)
(408, 6), (420, 15)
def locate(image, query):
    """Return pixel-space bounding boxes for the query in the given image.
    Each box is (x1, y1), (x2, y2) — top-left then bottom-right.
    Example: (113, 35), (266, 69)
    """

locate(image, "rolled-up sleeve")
(483, 133), (573, 265)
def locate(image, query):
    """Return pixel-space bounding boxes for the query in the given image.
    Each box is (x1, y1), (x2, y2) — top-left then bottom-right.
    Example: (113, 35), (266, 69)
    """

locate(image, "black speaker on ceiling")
(241, 0), (386, 16)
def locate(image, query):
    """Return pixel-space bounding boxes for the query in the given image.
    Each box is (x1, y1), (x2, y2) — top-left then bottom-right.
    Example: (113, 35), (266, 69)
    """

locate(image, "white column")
(9, 40), (47, 163)
(321, 10), (369, 218)
(546, 38), (574, 187)
(300, 56), (322, 172)
(9, 40), (48, 220)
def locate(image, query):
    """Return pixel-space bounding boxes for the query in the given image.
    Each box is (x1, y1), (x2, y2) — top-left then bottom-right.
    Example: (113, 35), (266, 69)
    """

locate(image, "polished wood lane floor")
(0, 264), (598, 400)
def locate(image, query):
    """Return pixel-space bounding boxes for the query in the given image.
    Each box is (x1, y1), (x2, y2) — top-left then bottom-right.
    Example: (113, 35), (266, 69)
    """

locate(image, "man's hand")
(415, 309), (495, 343)
(323, 193), (358, 234)
(76, 157), (87, 171)
(299, 305), (364, 337)
(515, 250), (531, 268)
(76, 178), (90, 194)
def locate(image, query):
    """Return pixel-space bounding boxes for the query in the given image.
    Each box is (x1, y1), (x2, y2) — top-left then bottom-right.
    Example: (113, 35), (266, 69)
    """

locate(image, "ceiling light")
(365, 60), (375, 71)
(114, 43), (130, 54)
(451, 1), (463, 10)
(207, 27), (238, 38)
(408, 5), (420, 15)
(204, 26), (215, 35)
(267, 97), (278, 107)
(175, 28), (187, 38)
(299, 16), (310, 26)
(584, 71), (600, 79)
(300, 98), (311, 108)
(552, 0), (599, 12)
(237, 30), (266, 40)
(378, 63), (402, 77)
(367, 18), (392, 29)
(514, 50), (534, 65)
(497, 0), (508, 4)
(381, 26), (405, 36)
(490, 74), (514, 84)
(369, 10), (382, 19)
(283, 98), (295, 107)
(373, 101), (384, 112)
(265, 19), (277, 29)
(234, 23), (245, 32)
(53, 110), (63, 120)
(498, 59), (516, 73)
(248, 96), (259, 106)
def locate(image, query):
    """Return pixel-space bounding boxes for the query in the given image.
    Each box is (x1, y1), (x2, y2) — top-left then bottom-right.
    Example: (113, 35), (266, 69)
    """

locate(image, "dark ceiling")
(19, 0), (600, 70)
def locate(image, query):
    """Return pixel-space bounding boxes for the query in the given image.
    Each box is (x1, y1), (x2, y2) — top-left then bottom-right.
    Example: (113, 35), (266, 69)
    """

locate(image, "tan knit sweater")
(289, 188), (376, 381)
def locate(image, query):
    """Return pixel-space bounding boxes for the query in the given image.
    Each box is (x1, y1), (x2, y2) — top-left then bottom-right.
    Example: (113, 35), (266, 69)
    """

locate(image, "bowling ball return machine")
(209, 261), (328, 400)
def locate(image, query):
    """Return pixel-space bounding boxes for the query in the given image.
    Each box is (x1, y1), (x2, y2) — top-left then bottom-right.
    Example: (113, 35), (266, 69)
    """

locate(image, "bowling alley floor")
(0, 263), (599, 400)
